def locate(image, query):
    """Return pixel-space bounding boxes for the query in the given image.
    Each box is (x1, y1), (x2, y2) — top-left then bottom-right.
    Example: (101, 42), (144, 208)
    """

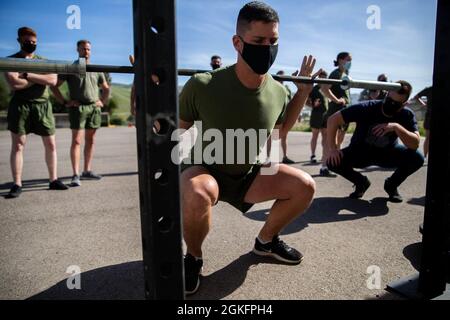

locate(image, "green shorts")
(181, 163), (261, 213)
(69, 104), (102, 130)
(7, 98), (55, 136)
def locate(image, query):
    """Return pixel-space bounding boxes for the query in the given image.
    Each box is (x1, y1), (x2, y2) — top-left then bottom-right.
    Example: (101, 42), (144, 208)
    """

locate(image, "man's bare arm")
(99, 81), (110, 105)
(321, 85), (345, 105)
(395, 126), (420, 150)
(26, 73), (57, 86)
(50, 79), (66, 105)
(327, 112), (345, 151)
(4, 72), (32, 90)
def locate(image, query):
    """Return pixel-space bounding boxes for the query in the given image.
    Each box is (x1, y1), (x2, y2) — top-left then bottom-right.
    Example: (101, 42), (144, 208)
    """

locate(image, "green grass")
(109, 83), (132, 114)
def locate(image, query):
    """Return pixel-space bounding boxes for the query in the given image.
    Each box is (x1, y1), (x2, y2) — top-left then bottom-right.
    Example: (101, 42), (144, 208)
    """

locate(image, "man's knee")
(85, 137), (95, 147)
(44, 138), (57, 152)
(182, 177), (219, 216)
(72, 136), (82, 146)
(408, 149), (425, 169)
(292, 171), (316, 201)
(85, 131), (96, 145)
(12, 141), (26, 153)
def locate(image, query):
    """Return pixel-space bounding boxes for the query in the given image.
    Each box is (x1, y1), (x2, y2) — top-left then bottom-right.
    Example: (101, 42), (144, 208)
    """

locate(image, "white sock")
(257, 236), (271, 245)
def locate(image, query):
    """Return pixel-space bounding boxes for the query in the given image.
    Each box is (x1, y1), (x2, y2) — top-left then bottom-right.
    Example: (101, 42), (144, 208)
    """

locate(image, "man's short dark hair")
(237, 1), (280, 35)
(378, 74), (388, 82)
(319, 70), (328, 78)
(211, 55), (221, 61)
(18, 27), (37, 39)
(397, 80), (413, 100)
(77, 40), (91, 48)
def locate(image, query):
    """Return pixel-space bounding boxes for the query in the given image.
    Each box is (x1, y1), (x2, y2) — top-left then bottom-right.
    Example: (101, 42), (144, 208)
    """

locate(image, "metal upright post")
(387, 0), (450, 299)
(418, 0), (450, 299)
(132, 0), (184, 300)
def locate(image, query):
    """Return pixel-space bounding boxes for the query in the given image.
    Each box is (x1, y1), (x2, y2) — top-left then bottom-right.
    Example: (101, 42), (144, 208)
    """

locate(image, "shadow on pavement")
(28, 261), (145, 300)
(403, 242), (422, 271)
(245, 197), (390, 235)
(0, 172), (138, 197)
(408, 196), (426, 207)
(28, 254), (284, 300)
(190, 252), (290, 300)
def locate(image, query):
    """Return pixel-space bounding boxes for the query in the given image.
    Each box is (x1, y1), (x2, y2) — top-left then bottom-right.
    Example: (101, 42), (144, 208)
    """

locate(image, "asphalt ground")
(0, 127), (426, 300)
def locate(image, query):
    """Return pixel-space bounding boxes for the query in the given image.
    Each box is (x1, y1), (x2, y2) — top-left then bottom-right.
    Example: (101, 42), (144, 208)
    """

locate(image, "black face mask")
(211, 64), (221, 70)
(383, 97), (403, 117)
(21, 42), (36, 54)
(239, 36), (278, 75)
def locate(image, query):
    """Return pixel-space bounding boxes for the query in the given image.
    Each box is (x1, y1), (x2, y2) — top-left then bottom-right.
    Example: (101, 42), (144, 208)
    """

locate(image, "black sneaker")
(349, 176), (371, 199)
(253, 235), (303, 265)
(319, 167), (337, 178)
(282, 157), (295, 165)
(81, 171), (103, 180)
(7, 184), (22, 198)
(184, 253), (203, 295)
(70, 175), (81, 187)
(49, 179), (69, 190)
(384, 178), (403, 203)
(310, 155), (317, 164)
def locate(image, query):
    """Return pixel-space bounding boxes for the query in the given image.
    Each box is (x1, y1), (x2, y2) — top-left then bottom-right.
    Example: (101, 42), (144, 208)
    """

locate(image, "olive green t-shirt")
(284, 84), (293, 101)
(59, 61), (106, 104)
(8, 53), (50, 103)
(179, 65), (288, 176)
(329, 68), (350, 104)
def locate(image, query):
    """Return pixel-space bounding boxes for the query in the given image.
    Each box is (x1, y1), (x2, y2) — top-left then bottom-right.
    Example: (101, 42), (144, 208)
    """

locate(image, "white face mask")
(344, 61), (352, 72)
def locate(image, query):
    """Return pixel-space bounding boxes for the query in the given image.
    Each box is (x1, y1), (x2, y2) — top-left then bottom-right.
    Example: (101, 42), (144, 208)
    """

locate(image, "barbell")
(0, 57), (402, 91)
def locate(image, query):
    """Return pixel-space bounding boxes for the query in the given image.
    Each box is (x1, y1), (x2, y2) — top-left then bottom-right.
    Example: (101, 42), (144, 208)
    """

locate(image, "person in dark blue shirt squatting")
(326, 80), (424, 203)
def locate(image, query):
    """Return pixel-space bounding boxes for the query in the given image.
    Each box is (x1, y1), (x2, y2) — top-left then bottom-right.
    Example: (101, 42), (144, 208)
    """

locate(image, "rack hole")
(154, 168), (169, 185)
(158, 216), (173, 233)
(150, 17), (165, 34)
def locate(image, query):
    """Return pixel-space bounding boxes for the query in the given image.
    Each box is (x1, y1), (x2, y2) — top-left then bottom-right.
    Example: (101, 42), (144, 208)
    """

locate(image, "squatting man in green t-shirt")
(52, 40), (110, 187)
(5, 27), (69, 198)
(178, 1), (321, 295)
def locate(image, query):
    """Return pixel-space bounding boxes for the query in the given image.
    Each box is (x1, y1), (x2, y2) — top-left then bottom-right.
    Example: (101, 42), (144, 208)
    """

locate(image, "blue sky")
(0, 0), (437, 95)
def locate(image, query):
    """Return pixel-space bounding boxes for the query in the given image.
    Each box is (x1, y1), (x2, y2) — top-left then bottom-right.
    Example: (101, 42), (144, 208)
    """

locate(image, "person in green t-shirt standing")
(275, 70), (296, 164)
(178, 1), (320, 295)
(210, 55), (223, 70)
(308, 70), (329, 166)
(411, 86), (432, 158)
(51, 40), (110, 187)
(320, 52), (352, 177)
(4, 27), (68, 198)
